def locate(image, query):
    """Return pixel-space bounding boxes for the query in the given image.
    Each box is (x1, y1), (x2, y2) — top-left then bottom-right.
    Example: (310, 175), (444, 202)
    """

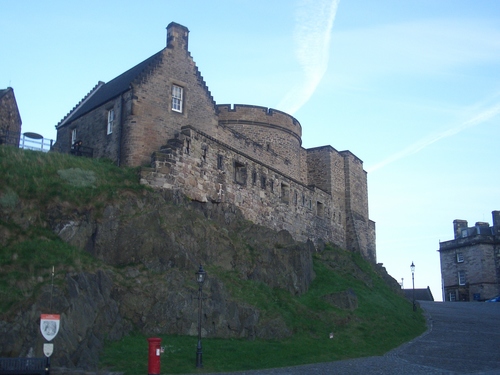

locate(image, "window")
(252, 170), (257, 185)
(185, 139), (190, 154)
(172, 85), (183, 112)
(456, 253), (464, 263)
(71, 128), (77, 146)
(202, 146), (207, 162)
(458, 271), (466, 286)
(449, 292), (456, 302)
(461, 229), (468, 238)
(107, 109), (114, 135)
(217, 155), (224, 170)
(234, 161), (246, 185)
(261, 176), (267, 190)
(281, 183), (289, 204)
(317, 201), (324, 217)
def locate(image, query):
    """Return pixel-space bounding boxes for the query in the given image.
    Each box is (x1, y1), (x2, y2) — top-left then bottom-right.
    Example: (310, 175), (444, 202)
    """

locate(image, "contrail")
(366, 102), (500, 173)
(277, 0), (340, 114)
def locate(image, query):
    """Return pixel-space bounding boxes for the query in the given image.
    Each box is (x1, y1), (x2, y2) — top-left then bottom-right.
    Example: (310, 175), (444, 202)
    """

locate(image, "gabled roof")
(0, 88), (10, 99)
(56, 50), (164, 128)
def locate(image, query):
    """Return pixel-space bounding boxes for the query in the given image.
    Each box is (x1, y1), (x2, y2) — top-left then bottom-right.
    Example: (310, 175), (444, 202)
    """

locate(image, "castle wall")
(341, 151), (374, 261)
(217, 105), (304, 182)
(52, 22), (376, 262)
(0, 88), (22, 146)
(140, 126), (347, 248)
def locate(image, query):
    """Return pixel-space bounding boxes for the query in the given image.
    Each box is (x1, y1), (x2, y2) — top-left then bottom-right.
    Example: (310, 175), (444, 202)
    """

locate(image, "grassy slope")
(0, 147), (426, 374)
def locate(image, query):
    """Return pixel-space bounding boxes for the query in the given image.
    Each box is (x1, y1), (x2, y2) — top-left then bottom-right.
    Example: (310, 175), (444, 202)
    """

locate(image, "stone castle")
(54, 22), (376, 261)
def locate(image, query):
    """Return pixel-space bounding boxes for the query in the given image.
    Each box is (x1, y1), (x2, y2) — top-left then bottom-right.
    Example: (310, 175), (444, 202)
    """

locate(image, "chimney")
(491, 211), (500, 234)
(166, 22), (189, 51)
(453, 219), (468, 239)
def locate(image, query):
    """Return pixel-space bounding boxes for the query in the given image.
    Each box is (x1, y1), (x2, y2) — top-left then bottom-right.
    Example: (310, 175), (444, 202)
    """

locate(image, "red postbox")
(147, 337), (162, 375)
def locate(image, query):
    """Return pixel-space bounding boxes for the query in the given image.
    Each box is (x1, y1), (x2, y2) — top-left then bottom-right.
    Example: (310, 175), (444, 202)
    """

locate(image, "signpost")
(40, 314), (60, 342)
(40, 314), (60, 374)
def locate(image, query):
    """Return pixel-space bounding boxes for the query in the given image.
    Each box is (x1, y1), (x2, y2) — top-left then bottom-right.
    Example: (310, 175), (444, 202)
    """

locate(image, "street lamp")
(411, 261), (416, 311)
(195, 264), (206, 368)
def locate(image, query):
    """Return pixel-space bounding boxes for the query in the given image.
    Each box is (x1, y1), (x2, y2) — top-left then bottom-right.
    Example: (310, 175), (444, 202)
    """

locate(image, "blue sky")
(2, 0), (500, 301)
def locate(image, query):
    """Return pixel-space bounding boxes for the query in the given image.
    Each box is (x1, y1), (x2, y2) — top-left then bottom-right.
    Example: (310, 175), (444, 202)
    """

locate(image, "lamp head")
(410, 261), (415, 274)
(196, 264), (206, 285)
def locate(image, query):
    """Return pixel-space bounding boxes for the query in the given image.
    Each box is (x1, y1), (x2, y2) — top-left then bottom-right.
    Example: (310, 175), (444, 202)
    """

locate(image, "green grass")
(0, 146), (144, 312)
(1, 147), (427, 374)
(101, 247), (427, 374)
(0, 146), (145, 209)
(0, 230), (98, 312)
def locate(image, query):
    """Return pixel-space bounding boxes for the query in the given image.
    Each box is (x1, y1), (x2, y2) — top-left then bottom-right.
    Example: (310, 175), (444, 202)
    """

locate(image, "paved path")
(199, 301), (500, 374)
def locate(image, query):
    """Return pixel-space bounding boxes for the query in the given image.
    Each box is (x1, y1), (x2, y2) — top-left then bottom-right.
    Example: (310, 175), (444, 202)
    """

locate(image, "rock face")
(1, 190), (315, 370)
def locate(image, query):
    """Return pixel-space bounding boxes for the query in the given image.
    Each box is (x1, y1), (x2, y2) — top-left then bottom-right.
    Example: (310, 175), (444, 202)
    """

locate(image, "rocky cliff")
(1, 188), (316, 370)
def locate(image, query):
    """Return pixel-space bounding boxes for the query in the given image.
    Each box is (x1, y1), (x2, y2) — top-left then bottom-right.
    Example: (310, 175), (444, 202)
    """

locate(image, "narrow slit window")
(217, 155), (224, 170)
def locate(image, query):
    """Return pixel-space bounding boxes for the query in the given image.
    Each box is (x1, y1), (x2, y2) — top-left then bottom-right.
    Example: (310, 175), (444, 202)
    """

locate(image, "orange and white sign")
(40, 314), (60, 341)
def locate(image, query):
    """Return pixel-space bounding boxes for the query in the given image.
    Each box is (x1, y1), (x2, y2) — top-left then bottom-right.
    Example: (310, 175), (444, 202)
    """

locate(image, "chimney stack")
(453, 219), (468, 239)
(166, 22), (189, 51)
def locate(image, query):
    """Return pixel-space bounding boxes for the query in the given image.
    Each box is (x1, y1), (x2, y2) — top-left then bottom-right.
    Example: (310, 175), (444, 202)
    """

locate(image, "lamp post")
(195, 264), (206, 368)
(411, 261), (416, 311)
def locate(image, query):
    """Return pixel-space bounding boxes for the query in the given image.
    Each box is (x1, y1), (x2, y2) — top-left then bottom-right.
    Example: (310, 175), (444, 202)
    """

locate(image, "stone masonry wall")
(440, 241), (498, 301)
(56, 93), (131, 161)
(121, 24), (218, 166)
(217, 105), (304, 182)
(140, 126), (347, 248)
(0, 88), (22, 145)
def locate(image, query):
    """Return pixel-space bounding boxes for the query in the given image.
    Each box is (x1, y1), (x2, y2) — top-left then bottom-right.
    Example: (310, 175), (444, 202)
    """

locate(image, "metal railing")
(1, 131), (94, 158)
(0, 357), (48, 375)
(0, 131), (54, 153)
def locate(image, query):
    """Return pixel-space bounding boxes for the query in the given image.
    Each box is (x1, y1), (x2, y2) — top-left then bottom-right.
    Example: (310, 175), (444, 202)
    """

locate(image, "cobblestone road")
(195, 301), (500, 375)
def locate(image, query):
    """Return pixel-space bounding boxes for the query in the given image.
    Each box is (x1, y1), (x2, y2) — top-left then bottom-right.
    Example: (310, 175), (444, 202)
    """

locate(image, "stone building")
(439, 211), (500, 302)
(54, 22), (376, 261)
(0, 87), (22, 146)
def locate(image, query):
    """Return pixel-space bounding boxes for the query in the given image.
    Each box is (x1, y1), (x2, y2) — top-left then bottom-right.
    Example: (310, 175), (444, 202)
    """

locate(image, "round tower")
(217, 104), (303, 177)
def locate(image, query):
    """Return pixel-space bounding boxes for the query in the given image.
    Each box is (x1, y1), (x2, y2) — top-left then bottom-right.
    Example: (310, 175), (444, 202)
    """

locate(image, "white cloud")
(277, 0), (340, 114)
(366, 99), (500, 173)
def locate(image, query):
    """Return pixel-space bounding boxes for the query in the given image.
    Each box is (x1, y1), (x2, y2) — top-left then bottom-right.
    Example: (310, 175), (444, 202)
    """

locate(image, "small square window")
(107, 109), (114, 135)
(172, 85), (183, 112)
(449, 292), (456, 302)
(456, 253), (464, 263)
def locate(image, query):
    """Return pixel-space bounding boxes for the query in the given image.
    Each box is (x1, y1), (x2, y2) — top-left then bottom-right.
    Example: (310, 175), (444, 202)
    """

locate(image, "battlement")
(217, 104), (302, 139)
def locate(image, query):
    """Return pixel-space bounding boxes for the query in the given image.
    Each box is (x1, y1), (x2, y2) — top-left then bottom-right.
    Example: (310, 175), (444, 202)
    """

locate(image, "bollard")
(147, 337), (162, 375)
